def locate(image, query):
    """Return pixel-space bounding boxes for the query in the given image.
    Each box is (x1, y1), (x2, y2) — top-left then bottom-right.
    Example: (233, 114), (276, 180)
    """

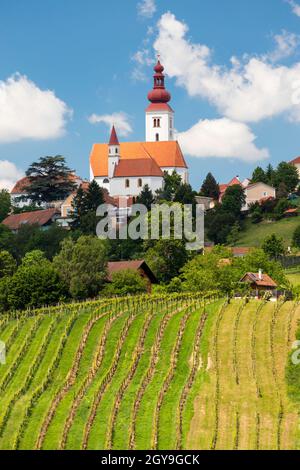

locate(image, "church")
(89, 60), (189, 198)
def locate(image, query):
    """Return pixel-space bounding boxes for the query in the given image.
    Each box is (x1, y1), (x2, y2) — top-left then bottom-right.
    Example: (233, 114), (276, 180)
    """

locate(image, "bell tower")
(146, 59), (174, 142)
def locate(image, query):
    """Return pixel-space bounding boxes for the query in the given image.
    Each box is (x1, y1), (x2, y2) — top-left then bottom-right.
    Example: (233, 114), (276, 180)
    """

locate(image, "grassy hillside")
(236, 217), (300, 248)
(0, 295), (299, 450)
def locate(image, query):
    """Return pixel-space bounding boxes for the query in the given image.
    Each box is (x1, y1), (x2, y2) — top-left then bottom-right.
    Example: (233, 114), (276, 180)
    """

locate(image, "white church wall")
(161, 167), (189, 184)
(110, 176), (163, 197)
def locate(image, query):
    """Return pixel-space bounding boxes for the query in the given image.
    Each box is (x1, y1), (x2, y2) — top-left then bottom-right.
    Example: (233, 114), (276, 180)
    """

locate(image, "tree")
(292, 225), (300, 248)
(144, 239), (188, 283)
(226, 222), (240, 246)
(0, 190), (11, 222)
(262, 234), (285, 259)
(206, 211), (236, 245)
(3, 224), (69, 261)
(0, 251), (16, 278)
(181, 247), (242, 295)
(200, 173), (220, 200)
(136, 184), (155, 211)
(251, 207), (263, 224)
(266, 164), (276, 186)
(72, 181), (105, 235)
(24, 156), (76, 204)
(174, 184), (197, 207)
(221, 185), (246, 217)
(273, 198), (290, 220)
(274, 162), (299, 193)
(0, 225), (14, 252)
(251, 167), (267, 184)
(3, 255), (67, 310)
(102, 269), (147, 296)
(277, 182), (288, 199)
(239, 248), (287, 286)
(53, 236), (108, 299)
(156, 171), (182, 201)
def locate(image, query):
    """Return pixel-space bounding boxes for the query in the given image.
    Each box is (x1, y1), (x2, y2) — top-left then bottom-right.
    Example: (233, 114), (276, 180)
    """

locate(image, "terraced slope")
(0, 296), (299, 450)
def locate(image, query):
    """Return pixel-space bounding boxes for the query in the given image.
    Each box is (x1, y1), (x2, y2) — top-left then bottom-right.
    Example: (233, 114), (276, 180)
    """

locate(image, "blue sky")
(0, 0), (300, 190)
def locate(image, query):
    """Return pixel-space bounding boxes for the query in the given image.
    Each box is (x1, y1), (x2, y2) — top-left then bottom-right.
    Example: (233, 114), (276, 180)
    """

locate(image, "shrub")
(102, 269), (148, 296)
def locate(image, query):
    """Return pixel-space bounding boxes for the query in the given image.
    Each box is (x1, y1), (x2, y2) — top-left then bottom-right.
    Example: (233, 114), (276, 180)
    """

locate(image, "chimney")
(258, 269), (263, 281)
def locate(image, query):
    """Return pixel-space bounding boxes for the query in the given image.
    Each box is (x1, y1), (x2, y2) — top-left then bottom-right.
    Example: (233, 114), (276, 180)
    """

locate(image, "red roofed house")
(290, 156), (300, 180)
(11, 174), (85, 209)
(219, 177), (276, 211)
(90, 60), (189, 198)
(240, 270), (278, 298)
(107, 260), (157, 293)
(2, 208), (60, 232)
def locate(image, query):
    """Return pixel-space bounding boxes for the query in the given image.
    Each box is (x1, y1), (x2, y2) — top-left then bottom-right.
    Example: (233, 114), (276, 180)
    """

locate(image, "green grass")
(236, 217), (300, 248)
(285, 266), (300, 286)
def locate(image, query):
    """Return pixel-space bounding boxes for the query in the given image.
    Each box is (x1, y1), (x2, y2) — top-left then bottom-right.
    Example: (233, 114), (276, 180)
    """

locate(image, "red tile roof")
(90, 141), (187, 178)
(11, 176), (30, 194)
(284, 208), (298, 214)
(109, 126), (119, 146)
(2, 208), (59, 231)
(240, 272), (278, 288)
(219, 177), (242, 197)
(145, 103), (174, 112)
(290, 156), (300, 165)
(114, 158), (163, 177)
(11, 174), (83, 195)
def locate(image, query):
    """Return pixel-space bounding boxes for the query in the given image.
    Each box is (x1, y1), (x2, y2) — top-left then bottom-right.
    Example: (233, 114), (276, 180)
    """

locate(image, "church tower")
(146, 59), (174, 142)
(108, 125), (120, 178)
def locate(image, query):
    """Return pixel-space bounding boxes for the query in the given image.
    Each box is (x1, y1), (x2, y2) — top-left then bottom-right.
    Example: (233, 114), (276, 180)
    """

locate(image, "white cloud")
(178, 118), (269, 163)
(266, 30), (300, 62)
(0, 74), (72, 143)
(154, 12), (300, 123)
(287, 0), (300, 17)
(131, 48), (154, 82)
(88, 112), (133, 137)
(0, 160), (24, 191)
(137, 0), (156, 19)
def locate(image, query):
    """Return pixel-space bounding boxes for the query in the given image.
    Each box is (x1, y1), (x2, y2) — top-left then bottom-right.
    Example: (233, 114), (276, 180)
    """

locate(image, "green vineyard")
(0, 294), (299, 450)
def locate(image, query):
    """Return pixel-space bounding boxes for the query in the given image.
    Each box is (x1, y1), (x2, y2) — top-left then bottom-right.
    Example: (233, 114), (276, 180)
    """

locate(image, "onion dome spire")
(109, 125), (119, 145)
(147, 59), (171, 104)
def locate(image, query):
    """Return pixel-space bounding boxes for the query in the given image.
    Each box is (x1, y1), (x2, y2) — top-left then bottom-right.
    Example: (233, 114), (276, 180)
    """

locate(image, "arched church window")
(153, 118), (157, 128)
(138, 178), (143, 188)
(125, 179), (130, 188)
(156, 133), (159, 142)
(157, 118), (160, 127)
(115, 148), (118, 154)
(103, 178), (109, 184)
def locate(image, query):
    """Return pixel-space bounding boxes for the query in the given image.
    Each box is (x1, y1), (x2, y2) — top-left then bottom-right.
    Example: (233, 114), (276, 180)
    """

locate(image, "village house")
(107, 260), (157, 293)
(2, 208), (60, 233)
(219, 176), (276, 211)
(10, 174), (86, 210)
(290, 156), (300, 179)
(240, 270), (278, 298)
